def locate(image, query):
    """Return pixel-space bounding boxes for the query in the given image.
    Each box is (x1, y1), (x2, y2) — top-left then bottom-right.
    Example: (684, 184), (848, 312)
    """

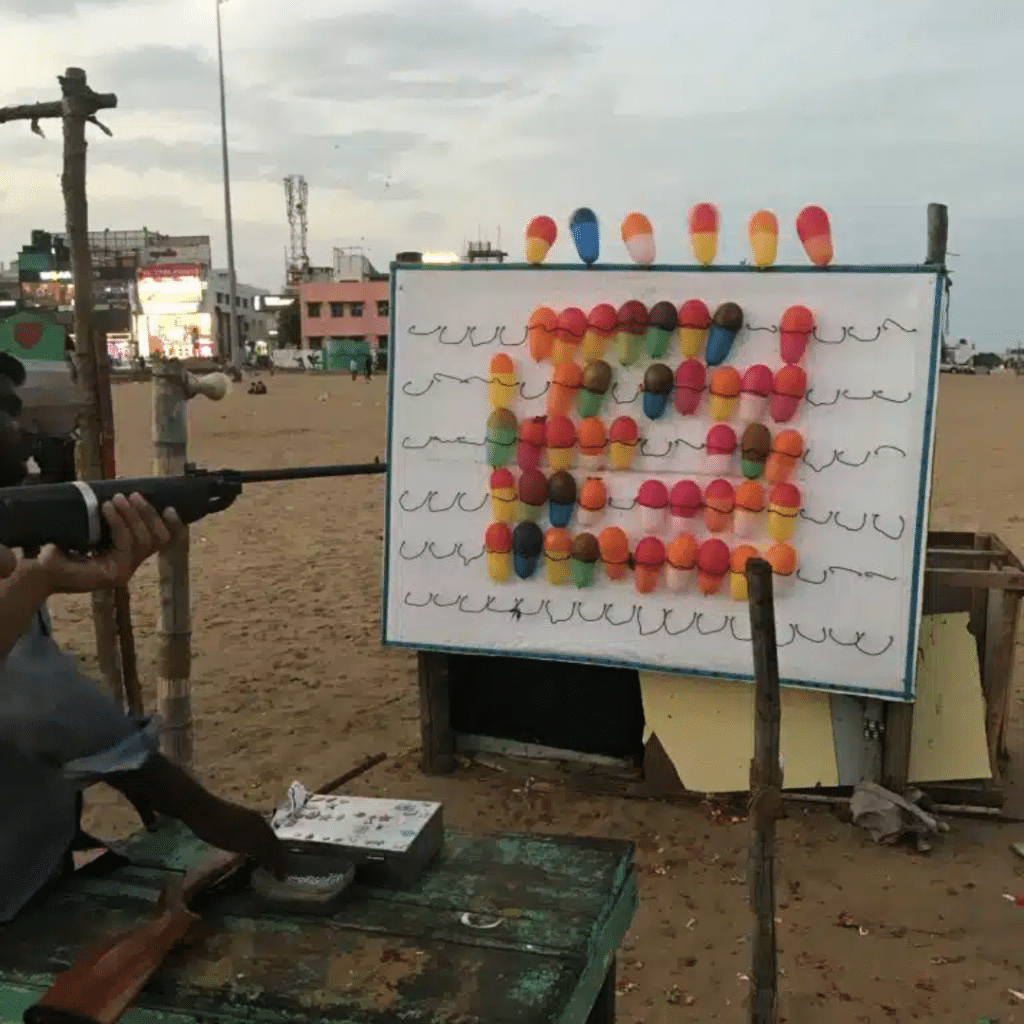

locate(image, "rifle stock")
(21, 755), (387, 1024)
(23, 851), (242, 1024)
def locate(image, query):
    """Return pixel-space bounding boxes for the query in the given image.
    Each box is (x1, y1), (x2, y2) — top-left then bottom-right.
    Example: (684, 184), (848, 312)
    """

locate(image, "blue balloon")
(548, 500), (574, 528)
(642, 392), (669, 421)
(706, 324), (739, 366)
(570, 207), (600, 265)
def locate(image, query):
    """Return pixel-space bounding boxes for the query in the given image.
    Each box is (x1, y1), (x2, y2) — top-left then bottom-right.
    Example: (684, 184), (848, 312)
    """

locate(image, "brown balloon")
(648, 300), (678, 331)
(572, 532), (601, 563)
(643, 362), (674, 395)
(713, 301), (743, 330)
(548, 470), (577, 505)
(581, 359), (612, 395)
(741, 422), (771, 460)
(517, 469), (549, 505)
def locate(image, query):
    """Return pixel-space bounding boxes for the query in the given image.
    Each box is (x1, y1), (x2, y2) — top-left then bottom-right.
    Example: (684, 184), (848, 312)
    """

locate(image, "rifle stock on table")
(0, 460), (386, 554)
(21, 754), (388, 1024)
(22, 849), (243, 1024)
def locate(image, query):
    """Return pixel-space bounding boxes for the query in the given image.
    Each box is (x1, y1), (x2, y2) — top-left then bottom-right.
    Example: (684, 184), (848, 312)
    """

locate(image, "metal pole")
(216, 0), (240, 370)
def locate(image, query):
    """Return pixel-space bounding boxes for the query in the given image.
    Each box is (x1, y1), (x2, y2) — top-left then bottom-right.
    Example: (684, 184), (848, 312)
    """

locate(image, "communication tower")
(284, 175), (310, 287)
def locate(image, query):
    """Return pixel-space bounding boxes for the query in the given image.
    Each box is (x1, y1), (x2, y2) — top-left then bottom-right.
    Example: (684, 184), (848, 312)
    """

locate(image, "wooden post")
(153, 358), (193, 767)
(0, 69), (123, 703)
(61, 68), (125, 704)
(925, 203), (949, 265)
(418, 651), (457, 774)
(745, 558), (782, 1024)
(92, 325), (143, 715)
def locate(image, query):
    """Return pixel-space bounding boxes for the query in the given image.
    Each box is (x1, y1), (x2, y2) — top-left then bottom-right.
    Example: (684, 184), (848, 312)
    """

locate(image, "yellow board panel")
(640, 671), (839, 793)
(909, 612), (991, 783)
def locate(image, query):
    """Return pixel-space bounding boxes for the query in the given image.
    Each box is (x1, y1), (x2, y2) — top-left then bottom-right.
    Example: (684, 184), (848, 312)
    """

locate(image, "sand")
(50, 371), (1024, 1022)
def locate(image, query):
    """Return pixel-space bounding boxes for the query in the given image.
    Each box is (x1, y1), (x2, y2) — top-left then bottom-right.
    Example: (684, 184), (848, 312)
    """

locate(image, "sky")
(0, 0), (1021, 349)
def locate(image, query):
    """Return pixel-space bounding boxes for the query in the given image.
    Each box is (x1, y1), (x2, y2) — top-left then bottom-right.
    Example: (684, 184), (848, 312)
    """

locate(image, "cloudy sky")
(0, 0), (1020, 347)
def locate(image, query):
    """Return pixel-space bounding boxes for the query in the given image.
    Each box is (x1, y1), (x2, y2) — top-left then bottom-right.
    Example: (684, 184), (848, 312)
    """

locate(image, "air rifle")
(0, 460), (387, 553)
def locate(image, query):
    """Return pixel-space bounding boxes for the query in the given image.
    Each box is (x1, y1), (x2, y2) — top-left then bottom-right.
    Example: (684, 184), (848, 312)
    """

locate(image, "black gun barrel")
(0, 459), (389, 554)
(226, 461), (387, 484)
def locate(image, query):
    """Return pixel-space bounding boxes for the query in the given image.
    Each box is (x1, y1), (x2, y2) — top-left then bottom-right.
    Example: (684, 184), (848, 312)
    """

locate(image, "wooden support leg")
(586, 956), (616, 1024)
(881, 702), (915, 793)
(418, 651), (456, 775)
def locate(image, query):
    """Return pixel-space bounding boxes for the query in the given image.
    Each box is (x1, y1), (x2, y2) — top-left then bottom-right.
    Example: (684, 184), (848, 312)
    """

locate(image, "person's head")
(0, 354), (28, 487)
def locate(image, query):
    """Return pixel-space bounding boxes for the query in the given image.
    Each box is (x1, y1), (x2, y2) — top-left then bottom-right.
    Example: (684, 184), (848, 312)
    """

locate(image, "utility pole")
(0, 68), (134, 707)
(216, 0), (241, 370)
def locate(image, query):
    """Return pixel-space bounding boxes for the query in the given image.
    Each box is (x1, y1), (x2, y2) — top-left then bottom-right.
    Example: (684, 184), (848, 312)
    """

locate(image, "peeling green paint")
(1, 819), (637, 1023)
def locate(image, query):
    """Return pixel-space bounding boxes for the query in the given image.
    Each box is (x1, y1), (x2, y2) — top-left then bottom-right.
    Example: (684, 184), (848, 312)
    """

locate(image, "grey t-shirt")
(0, 607), (159, 922)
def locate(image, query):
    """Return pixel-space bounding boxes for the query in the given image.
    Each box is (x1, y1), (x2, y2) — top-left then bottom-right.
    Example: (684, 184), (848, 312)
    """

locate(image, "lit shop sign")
(136, 311), (214, 360)
(253, 294), (295, 311)
(39, 270), (73, 282)
(137, 262), (205, 309)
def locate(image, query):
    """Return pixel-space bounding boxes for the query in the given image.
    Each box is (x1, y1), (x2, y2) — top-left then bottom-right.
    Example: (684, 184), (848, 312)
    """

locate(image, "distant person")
(350, 358), (358, 382)
(365, 358), (372, 382)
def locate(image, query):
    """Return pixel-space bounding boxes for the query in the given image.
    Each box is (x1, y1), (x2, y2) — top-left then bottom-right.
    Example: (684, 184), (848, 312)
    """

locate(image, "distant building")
(134, 262), (274, 361)
(204, 270), (275, 355)
(296, 250), (391, 368)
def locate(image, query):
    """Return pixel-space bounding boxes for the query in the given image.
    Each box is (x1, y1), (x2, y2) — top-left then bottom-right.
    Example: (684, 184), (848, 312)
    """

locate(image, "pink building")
(297, 276), (390, 355)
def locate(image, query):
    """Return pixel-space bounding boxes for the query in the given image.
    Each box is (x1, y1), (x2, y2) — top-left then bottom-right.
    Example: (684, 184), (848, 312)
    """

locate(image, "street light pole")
(215, 0), (240, 370)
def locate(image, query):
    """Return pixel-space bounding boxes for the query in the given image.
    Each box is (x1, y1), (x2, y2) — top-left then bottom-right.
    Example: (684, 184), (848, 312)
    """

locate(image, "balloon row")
(484, 523), (798, 599)
(524, 301), (814, 367)
(490, 356), (807, 425)
(490, 469), (800, 542)
(487, 413), (804, 481)
(525, 205), (833, 268)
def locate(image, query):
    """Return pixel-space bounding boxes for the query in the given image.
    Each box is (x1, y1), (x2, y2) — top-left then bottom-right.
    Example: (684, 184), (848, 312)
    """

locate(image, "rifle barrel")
(231, 462), (387, 484)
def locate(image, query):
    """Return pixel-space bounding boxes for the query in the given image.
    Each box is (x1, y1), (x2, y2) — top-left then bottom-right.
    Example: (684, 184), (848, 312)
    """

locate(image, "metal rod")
(229, 462), (386, 483)
(215, 0), (240, 371)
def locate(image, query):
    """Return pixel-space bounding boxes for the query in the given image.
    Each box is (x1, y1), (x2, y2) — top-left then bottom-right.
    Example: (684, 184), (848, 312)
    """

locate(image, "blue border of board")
(382, 262), (946, 702)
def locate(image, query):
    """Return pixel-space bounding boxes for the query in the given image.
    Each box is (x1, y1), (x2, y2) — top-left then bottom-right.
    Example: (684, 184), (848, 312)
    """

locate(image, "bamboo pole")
(151, 361), (230, 767)
(60, 68), (124, 704)
(152, 358), (193, 767)
(91, 325), (142, 715)
(745, 558), (783, 1024)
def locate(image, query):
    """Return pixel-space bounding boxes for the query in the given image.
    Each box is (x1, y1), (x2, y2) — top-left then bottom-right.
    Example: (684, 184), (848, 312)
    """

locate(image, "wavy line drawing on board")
(404, 318), (917, 349)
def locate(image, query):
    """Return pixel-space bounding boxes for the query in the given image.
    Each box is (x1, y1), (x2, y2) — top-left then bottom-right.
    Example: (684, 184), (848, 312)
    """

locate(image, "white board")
(383, 265), (943, 700)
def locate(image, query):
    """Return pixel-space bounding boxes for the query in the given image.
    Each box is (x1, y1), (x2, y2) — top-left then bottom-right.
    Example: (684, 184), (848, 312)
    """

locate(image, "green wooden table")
(0, 820), (637, 1024)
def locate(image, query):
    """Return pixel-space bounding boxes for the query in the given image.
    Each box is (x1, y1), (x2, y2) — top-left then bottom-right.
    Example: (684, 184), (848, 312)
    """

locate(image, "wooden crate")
(883, 531), (1024, 816)
(417, 532), (1024, 815)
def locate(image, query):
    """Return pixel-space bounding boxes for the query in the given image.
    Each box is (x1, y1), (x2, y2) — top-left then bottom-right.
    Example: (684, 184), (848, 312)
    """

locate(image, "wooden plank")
(982, 590), (1017, 779)
(418, 650), (456, 775)
(927, 548), (1009, 564)
(927, 530), (988, 549)
(991, 533), (1024, 572)
(881, 701), (915, 793)
(969, 535), (992, 678)
(925, 567), (1024, 591)
(998, 593), (1024, 818)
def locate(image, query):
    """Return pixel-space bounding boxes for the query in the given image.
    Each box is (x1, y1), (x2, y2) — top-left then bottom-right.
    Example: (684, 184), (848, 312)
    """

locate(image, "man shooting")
(0, 353), (285, 924)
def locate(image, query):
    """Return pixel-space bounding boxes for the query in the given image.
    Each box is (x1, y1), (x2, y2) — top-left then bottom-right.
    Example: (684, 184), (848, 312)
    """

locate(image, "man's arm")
(0, 493), (182, 661)
(0, 559), (52, 660)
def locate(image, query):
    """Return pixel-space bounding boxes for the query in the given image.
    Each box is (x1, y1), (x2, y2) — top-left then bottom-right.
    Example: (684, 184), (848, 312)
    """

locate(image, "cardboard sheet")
(640, 671), (839, 792)
(908, 612), (991, 783)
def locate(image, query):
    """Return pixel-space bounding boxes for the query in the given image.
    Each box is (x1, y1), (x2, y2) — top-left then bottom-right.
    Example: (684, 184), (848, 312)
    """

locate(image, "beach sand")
(59, 371), (1024, 1022)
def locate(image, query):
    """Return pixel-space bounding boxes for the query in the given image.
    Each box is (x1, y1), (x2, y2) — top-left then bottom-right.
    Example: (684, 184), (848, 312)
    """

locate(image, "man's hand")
(37, 492), (183, 595)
